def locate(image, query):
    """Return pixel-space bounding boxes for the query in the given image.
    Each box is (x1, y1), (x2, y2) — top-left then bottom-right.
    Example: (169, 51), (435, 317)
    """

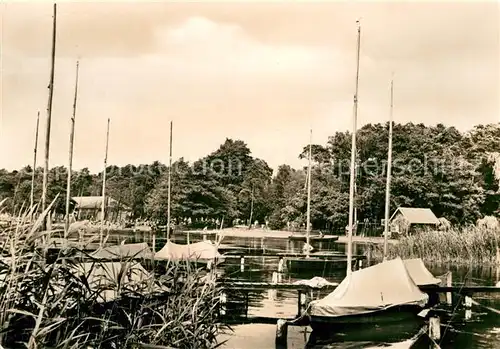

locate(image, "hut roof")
(390, 207), (439, 225)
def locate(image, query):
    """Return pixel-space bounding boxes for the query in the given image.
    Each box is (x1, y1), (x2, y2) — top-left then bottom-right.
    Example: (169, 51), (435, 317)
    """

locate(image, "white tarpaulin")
(403, 258), (441, 286)
(91, 242), (154, 260)
(154, 240), (221, 262)
(72, 261), (152, 302)
(308, 257), (428, 318)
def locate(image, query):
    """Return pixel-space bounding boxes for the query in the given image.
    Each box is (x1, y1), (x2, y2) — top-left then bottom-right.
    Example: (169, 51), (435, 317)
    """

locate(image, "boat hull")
(309, 304), (426, 332)
(307, 315), (428, 346)
(288, 235), (339, 242)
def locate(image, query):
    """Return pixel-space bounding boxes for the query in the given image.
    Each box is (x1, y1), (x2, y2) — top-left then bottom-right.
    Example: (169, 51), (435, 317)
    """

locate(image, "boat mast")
(30, 111), (40, 214)
(305, 129), (312, 257)
(166, 121), (173, 241)
(41, 3), (57, 230)
(64, 60), (79, 240)
(383, 77), (394, 261)
(100, 118), (110, 248)
(347, 19), (362, 278)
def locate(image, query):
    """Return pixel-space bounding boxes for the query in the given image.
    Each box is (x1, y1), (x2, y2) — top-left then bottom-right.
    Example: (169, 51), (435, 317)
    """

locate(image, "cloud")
(1, 3), (499, 174)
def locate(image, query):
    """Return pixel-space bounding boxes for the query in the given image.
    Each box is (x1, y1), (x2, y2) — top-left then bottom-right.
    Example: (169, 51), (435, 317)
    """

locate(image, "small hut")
(72, 196), (131, 222)
(389, 207), (439, 236)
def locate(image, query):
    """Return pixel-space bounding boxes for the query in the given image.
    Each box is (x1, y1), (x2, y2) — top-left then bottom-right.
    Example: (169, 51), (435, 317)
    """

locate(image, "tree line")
(1, 123), (499, 232)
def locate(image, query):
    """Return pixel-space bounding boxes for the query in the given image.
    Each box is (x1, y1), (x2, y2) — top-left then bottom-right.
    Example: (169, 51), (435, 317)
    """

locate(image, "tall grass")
(373, 225), (500, 265)
(0, 200), (227, 349)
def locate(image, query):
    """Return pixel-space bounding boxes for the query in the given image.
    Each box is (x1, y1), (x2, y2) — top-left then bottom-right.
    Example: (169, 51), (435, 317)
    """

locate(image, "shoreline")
(179, 228), (399, 245)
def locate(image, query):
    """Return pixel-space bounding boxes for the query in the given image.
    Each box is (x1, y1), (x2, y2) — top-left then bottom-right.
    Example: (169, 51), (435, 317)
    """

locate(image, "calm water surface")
(171, 234), (500, 349)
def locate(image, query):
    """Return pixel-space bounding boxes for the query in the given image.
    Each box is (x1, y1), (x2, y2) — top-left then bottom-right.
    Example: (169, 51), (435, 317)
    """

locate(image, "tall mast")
(166, 121), (173, 241)
(305, 129), (312, 257)
(100, 118), (110, 247)
(30, 111), (40, 213)
(64, 60), (79, 239)
(41, 3), (57, 230)
(383, 77), (394, 261)
(347, 19), (361, 278)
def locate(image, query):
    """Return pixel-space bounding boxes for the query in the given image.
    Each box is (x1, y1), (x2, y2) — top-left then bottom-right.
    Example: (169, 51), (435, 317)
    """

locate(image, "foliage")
(1, 123), (499, 231)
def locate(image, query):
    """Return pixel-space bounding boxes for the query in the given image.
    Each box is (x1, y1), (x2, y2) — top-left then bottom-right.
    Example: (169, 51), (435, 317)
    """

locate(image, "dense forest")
(1, 123), (499, 232)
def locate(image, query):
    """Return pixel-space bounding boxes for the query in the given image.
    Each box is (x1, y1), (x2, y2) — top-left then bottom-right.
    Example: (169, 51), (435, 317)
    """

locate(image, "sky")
(1, 1), (499, 173)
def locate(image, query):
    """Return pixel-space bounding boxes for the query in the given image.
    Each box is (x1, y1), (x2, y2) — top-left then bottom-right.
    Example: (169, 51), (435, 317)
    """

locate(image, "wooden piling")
(465, 295), (472, 320)
(297, 291), (302, 317)
(220, 292), (227, 316)
(240, 256), (245, 272)
(275, 319), (288, 348)
(446, 272), (452, 305)
(278, 257), (284, 273)
(272, 272), (278, 284)
(429, 316), (441, 347)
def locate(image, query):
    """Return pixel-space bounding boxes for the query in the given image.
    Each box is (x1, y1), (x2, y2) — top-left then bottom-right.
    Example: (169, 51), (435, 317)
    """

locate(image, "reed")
(372, 225), (500, 265)
(0, 200), (227, 349)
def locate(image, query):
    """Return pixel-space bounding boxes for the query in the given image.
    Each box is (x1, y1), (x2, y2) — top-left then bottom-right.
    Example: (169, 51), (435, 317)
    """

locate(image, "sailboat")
(153, 121), (224, 266)
(305, 20), (433, 333)
(289, 134), (339, 243)
(286, 131), (345, 274)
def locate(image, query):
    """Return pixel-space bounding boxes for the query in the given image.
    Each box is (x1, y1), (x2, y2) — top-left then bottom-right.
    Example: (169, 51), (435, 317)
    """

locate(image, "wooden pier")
(220, 281), (500, 295)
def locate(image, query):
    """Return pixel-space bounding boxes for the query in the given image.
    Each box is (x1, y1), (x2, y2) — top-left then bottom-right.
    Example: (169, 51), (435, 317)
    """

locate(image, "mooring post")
(275, 319), (288, 348)
(465, 294), (472, 320)
(240, 255), (245, 272)
(297, 290), (303, 317)
(429, 316), (441, 347)
(446, 272), (453, 306)
(272, 271), (278, 284)
(245, 291), (249, 318)
(278, 257), (284, 273)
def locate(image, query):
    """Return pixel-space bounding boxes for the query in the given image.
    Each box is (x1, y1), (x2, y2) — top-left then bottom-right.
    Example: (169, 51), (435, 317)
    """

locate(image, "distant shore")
(179, 228), (399, 245)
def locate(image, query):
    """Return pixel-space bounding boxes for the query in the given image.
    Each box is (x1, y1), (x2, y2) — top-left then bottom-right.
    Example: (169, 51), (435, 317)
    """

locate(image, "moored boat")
(154, 240), (224, 264)
(306, 258), (429, 332)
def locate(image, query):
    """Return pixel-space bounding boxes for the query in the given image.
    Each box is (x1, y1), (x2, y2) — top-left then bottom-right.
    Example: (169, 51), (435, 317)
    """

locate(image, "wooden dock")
(219, 280), (500, 294)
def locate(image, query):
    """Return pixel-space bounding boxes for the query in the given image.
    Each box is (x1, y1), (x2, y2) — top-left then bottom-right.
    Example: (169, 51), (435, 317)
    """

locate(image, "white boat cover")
(154, 240), (222, 262)
(90, 242), (154, 260)
(308, 258), (428, 318)
(72, 261), (153, 302)
(403, 258), (441, 286)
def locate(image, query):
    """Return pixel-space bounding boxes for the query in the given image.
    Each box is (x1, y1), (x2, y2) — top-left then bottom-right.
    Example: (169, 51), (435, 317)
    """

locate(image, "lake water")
(171, 233), (500, 349)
